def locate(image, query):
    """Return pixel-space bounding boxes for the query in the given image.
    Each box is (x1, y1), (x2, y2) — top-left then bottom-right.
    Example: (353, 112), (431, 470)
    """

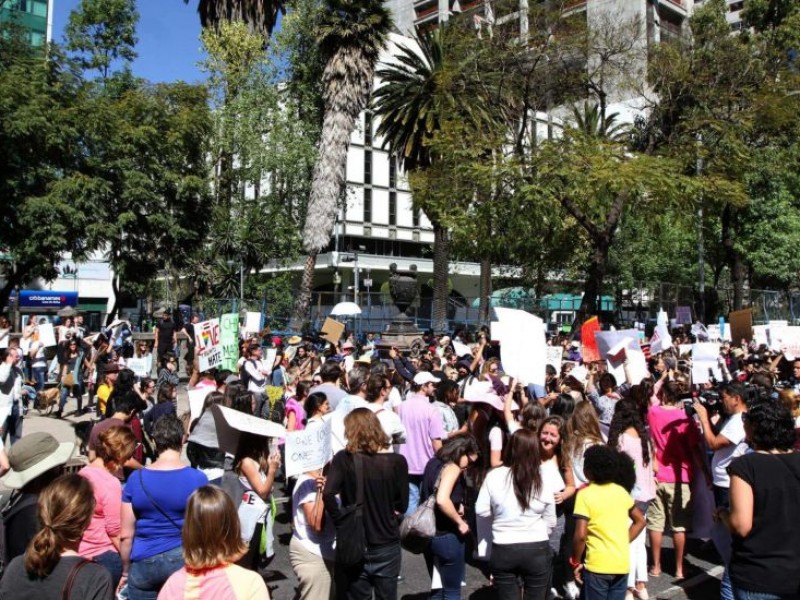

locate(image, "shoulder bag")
(138, 470), (182, 532)
(399, 466), (443, 554)
(333, 453), (367, 566)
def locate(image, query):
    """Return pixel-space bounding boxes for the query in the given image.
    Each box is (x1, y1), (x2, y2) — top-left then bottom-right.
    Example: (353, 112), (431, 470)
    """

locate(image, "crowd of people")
(0, 314), (799, 600)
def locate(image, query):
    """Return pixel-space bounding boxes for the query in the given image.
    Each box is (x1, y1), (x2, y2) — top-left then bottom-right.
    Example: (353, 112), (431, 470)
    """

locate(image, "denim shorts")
(128, 546), (184, 600)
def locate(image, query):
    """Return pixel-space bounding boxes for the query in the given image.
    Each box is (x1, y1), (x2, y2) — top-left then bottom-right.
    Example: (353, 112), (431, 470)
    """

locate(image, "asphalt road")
(4, 390), (724, 600)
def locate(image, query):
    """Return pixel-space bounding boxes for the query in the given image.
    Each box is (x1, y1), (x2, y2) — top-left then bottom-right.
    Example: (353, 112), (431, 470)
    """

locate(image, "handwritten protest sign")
(243, 312), (261, 334)
(493, 307), (546, 387)
(220, 313), (239, 372)
(211, 405), (286, 454)
(194, 318), (222, 372)
(285, 422), (332, 478)
(127, 356), (152, 378)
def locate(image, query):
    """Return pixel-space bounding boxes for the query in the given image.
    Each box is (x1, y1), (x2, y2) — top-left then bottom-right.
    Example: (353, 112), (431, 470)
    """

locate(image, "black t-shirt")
(323, 450), (409, 548)
(2, 491), (39, 564)
(421, 457), (466, 535)
(156, 320), (176, 349)
(728, 452), (800, 595)
(0, 555), (113, 600)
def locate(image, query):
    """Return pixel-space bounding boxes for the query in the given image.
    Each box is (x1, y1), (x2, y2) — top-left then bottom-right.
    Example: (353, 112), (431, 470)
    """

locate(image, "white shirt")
(476, 465), (558, 545)
(291, 474), (336, 559)
(328, 395), (369, 455)
(711, 412), (748, 487)
(243, 358), (269, 393)
(367, 403), (406, 449)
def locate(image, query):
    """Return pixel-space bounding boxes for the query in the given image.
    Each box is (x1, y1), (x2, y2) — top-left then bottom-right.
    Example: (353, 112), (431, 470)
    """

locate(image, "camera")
(682, 390), (721, 417)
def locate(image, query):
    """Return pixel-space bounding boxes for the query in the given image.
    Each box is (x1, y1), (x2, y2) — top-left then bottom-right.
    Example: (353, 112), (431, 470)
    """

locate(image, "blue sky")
(53, 0), (207, 83)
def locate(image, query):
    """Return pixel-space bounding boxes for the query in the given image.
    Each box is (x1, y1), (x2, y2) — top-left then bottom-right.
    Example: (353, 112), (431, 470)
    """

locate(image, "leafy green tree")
(291, 0), (392, 326)
(65, 0), (138, 80)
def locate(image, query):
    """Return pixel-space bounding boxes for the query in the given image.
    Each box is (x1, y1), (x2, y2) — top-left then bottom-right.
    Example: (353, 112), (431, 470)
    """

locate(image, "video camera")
(681, 390), (721, 418)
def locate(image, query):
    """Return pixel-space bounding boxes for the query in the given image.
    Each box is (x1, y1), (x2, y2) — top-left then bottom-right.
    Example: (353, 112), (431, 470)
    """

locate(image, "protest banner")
(320, 318), (345, 346)
(752, 325), (769, 347)
(38, 323), (57, 347)
(493, 307), (546, 387)
(194, 318), (222, 372)
(285, 422), (332, 478)
(692, 343), (722, 384)
(220, 313), (239, 372)
(581, 317), (601, 363)
(546, 346), (563, 370)
(211, 404), (286, 455)
(243, 312), (261, 334)
(126, 356), (152, 378)
(650, 309), (672, 354)
(675, 306), (692, 325)
(729, 309), (753, 343)
(595, 330), (645, 383)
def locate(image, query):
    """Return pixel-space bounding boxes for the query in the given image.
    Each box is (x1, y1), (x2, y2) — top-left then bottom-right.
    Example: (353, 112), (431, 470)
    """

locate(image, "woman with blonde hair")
(323, 408), (409, 600)
(0, 474), (113, 599)
(158, 485), (269, 600)
(79, 425), (137, 589)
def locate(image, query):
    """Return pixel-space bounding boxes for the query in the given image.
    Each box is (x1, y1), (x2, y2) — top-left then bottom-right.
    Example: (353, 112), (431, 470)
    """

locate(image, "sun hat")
(2, 432), (75, 489)
(287, 335), (302, 345)
(439, 336), (451, 347)
(463, 380), (518, 412)
(413, 371), (441, 386)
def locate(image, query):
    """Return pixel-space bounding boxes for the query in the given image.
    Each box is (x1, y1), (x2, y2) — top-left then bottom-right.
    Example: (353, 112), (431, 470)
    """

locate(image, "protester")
(79, 425), (137, 589)
(290, 467), (335, 600)
(143, 383), (178, 436)
(365, 372), (406, 446)
(156, 353), (180, 395)
(158, 485), (269, 600)
(57, 337), (88, 417)
(421, 433), (480, 600)
(311, 361), (347, 410)
(571, 446), (646, 600)
(154, 312), (177, 370)
(119, 414), (207, 600)
(323, 408), (409, 600)
(476, 429), (559, 600)
(0, 347), (24, 445)
(0, 474), (113, 600)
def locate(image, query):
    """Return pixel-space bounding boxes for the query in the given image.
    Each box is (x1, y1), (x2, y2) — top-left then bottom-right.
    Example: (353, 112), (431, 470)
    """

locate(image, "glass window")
(30, 30), (45, 46)
(389, 191), (397, 226)
(364, 150), (372, 185)
(364, 112), (373, 147)
(389, 156), (396, 188)
(32, 0), (47, 17)
(412, 208), (420, 228)
(364, 188), (372, 223)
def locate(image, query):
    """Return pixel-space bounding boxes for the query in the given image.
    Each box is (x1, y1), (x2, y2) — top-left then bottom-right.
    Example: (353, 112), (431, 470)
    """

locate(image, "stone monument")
(376, 263), (425, 356)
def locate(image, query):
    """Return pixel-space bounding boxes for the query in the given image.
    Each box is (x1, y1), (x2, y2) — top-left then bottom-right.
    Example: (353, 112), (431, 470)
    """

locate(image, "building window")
(412, 207), (420, 228)
(364, 188), (372, 223)
(389, 155), (397, 188)
(389, 191), (397, 226)
(364, 112), (373, 147)
(364, 150), (372, 185)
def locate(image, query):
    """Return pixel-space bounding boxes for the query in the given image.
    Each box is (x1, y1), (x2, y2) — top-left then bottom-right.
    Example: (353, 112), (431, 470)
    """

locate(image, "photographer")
(692, 383), (748, 600)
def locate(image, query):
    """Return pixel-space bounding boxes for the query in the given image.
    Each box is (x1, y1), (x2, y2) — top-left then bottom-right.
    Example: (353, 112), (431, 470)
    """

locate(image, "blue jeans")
(581, 571), (628, 600)
(426, 532), (465, 600)
(490, 541), (551, 600)
(128, 546), (184, 600)
(406, 475), (423, 518)
(732, 588), (800, 600)
(59, 385), (83, 413)
(94, 550), (123, 590)
(32, 366), (47, 392)
(1, 404), (23, 445)
(335, 542), (402, 600)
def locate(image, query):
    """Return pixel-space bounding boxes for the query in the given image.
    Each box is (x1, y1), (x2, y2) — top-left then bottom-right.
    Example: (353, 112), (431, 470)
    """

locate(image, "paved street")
(3, 389), (723, 600)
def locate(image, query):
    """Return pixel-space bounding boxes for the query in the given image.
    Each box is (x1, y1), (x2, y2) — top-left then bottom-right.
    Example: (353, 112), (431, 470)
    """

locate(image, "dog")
(35, 387), (60, 415)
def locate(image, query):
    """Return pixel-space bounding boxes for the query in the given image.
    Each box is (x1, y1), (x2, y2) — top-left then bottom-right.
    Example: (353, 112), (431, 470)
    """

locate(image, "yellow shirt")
(573, 482), (633, 575)
(97, 383), (113, 415)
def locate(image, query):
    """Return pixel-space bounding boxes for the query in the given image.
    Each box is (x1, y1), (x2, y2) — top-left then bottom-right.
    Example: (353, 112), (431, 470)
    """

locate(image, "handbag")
(333, 453), (367, 566)
(399, 468), (442, 554)
(63, 373), (75, 388)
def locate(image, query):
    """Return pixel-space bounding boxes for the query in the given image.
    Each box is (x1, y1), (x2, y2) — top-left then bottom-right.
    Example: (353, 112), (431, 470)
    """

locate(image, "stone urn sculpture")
(377, 263), (423, 354)
(388, 263), (418, 322)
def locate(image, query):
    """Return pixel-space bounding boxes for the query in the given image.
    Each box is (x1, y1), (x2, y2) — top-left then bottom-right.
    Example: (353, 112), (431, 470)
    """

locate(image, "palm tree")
(371, 30), (452, 332)
(569, 101), (630, 140)
(184, 0), (284, 38)
(291, 0), (392, 327)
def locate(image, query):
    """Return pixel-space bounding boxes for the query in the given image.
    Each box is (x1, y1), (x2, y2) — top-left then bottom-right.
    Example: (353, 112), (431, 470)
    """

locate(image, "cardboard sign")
(320, 318), (345, 346)
(284, 422), (332, 478)
(195, 318), (222, 372)
(675, 306), (692, 325)
(38, 323), (57, 348)
(220, 313), (239, 372)
(244, 311), (262, 334)
(211, 404), (286, 454)
(581, 317), (601, 363)
(729, 309), (753, 344)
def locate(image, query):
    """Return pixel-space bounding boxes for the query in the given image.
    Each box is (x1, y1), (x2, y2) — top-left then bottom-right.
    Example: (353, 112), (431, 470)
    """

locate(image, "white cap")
(413, 371), (441, 386)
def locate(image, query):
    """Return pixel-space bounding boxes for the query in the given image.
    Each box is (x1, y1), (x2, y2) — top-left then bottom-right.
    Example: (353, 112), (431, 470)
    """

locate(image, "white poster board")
(451, 340), (471, 358)
(284, 422), (332, 478)
(691, 343), (722, 384)
(753, 325), (769, 347)
(188, 388), (212, 425)
(211, 404), (286, 454)
(493, 307), (546, 387)
(38, 323), (57, 348)
(0, 329), (8, 349)
(244, 312), (262, 334)
(126, 356), (152, 378)
(545, 346), (563, 370)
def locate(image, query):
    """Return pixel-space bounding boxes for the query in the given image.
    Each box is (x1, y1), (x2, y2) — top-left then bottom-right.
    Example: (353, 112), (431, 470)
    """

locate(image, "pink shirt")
(398, 393), (445, 475)
(158, 564), (269, 600)
(78, 465), (122, 558)
(647, 405), (700, 485)
(285, 397), (306, 431)
(618, 432), (657, 502)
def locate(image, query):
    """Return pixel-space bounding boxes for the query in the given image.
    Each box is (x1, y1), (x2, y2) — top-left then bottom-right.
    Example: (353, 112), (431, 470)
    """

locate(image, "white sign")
(126, 356), (152, 378)
(211, 404), (286, 454)
(0, 329), (8, 349)
(451, 340), (471, 358)
(284, 422), (332, 478)
(244, 312), (261, 334)
(37, 323), (57, 348)
(188, 388), (212, 425)
(493, 307), (546, 387)
(692, 342), (722, 384)
(194, 318), (222, 372)
(545, 346), (563, 370)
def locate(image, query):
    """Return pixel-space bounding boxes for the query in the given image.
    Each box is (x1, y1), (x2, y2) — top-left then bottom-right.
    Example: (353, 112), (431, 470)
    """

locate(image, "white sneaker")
(564, 581), (580, 600)
(548, 587), (561, 600)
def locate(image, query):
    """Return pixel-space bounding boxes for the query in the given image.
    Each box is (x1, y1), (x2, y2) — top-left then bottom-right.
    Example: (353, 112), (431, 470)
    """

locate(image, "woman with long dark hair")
(421, 433), (480, 599)
(476, 429), (557, 599)
(608, 399), (656, 600)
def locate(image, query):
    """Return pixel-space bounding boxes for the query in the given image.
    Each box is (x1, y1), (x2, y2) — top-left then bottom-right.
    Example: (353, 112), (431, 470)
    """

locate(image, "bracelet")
(568, 557), (582, 569)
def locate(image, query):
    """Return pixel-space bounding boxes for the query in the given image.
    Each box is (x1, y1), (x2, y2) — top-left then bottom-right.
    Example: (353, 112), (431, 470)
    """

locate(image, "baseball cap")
(413, 372), (441, 386)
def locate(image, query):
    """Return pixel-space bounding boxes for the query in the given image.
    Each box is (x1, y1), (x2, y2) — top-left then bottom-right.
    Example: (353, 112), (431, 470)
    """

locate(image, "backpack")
(239, 359), (266, 390)
(260, 386), (286, 424)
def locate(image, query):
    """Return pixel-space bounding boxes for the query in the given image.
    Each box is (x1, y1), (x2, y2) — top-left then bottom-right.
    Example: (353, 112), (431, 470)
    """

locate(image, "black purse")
(333, 453), (367, 566)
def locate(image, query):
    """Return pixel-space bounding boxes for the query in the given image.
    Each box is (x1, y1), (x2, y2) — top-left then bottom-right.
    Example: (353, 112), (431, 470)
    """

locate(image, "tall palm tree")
(291, 0), (392, 327)
(185, 0), (284, 38)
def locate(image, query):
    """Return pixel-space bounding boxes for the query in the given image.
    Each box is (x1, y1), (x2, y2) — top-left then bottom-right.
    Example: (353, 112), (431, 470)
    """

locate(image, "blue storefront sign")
(19, 290), (79, 309)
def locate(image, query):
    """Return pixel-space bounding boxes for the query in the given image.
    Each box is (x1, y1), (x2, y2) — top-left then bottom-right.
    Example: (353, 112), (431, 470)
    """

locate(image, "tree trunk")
(432, 222), (449, 333)
(106, 275), (120, 326)
(479, 257), (492, 324)
(291, 252), (317, 331)
(578, 239), (610, 322)
(721, 205), (745, 310)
